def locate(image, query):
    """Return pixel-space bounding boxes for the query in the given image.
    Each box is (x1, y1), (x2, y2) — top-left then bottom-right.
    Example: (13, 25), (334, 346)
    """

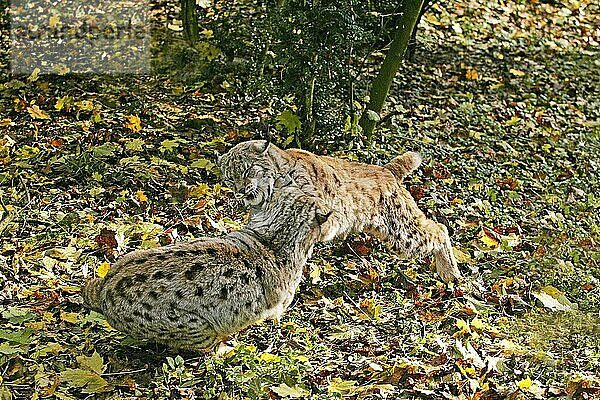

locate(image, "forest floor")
(0, 0), (599, 399)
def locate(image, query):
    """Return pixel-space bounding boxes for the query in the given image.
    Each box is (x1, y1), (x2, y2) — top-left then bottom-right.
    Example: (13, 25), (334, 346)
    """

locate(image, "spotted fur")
(81, 186), (330, 350)
(218, 140), (461, 283)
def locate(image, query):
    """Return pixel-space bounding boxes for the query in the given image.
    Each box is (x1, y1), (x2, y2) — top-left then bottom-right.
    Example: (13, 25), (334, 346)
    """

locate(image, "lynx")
(81, 186), (330, 350)
(218, 140), (461, 283)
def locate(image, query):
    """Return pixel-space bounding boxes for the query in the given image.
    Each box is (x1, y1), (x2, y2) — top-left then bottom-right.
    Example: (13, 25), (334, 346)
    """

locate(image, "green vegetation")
(0, 0), (599, 399)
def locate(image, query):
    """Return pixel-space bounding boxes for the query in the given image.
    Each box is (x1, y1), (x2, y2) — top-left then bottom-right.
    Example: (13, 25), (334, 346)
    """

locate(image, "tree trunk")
(181, 0), (200, 45)
(359, 0), (425, 142)
(407, 0), (436, 62)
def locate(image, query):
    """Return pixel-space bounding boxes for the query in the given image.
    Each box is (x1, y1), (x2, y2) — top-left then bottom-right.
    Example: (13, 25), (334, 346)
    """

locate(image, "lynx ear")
(315, 210), (332, 225)
(258, 138), (271, 154)
(257, 130), (272, 154)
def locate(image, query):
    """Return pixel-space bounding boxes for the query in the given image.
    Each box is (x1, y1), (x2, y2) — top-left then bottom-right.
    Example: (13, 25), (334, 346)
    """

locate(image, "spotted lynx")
(82, 186), (331, 350)
(218, 140), (461, 283)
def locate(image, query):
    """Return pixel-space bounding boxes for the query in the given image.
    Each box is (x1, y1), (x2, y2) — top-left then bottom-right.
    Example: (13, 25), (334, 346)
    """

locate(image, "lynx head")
(217, 140), (281, 207)
(247, 184), (331, 254)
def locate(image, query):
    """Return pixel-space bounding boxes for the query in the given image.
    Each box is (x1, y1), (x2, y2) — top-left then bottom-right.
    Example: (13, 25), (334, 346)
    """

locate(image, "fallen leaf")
(504, 116), (522, 126)
(76, 100), (94, 111)
(478, 227), (500, 249)
(136, 190), (148, 203)
(328, 378), (357, 395)
(259, 352), (280, 362)
(270, 383), (310, 398)
(76, 351), (106, 374)
(533, 286), (576, 311)
(124, 115), (142, 132)
(60, 368), (108, 393)
(125, 138), (145, 151)
(466, 68), (479, 80)
(96, 262), (110, 278)
(27, 105), (51, 120)
(49, 15), (61, 28)
(60, 311), (80, 324)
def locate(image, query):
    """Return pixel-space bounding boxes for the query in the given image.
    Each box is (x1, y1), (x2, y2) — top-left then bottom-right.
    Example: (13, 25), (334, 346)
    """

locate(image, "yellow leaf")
(310, 263), (321, 284)
(52, 64), (70, 75)
(518, 377), (533, 389)
(26, 321), (48, 331)
(259, 352), (280, 362)
(504, 115), (522, 126)
(479, 228), (500, 249)
(60, 286), (81, 294)
(124, 115), (142, 132)
(270, 383), (310, 398)
(60, 311), (80, 324)
(27, 105), (51, 120)
(465, 68), (479, 80)
(136, 190), (148, 203)
(455, 318), (471, 334)
(328, 378), (357, 395)
(359, 298), (382, 320)
(509, 68), (526, 77)
(470, 317), (485, 331)
(96, 262), (110, 278)
(55, 95), (70, 111)
(76, 100), (94, 111)
(27, 68), (41, 84)
(425, 14), (441, 26)
(42, 311), (55, 323)
(49, 15), (61, 28)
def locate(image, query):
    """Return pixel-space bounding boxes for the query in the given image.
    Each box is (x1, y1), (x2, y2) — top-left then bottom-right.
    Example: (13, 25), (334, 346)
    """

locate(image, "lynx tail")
(81, 279), (103, 313)
(384, 151), (422, 180)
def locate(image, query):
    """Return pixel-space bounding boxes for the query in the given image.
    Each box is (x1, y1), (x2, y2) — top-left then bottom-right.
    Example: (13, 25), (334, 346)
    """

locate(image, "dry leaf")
(27, 105), (51, 120)
(125, 115), (142, 132)
(96, 262), (110, 278)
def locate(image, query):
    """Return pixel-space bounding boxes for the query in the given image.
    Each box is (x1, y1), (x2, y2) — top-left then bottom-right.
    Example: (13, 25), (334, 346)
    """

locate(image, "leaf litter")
(0, 0), (599, 398)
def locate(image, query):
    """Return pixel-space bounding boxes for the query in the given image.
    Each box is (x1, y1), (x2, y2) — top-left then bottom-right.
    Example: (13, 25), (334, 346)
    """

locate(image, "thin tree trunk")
(181, 0), (200, 45)
(407, 0), (436, 62)
(303, 53), (318, 147)
(360, 0), (425, 142)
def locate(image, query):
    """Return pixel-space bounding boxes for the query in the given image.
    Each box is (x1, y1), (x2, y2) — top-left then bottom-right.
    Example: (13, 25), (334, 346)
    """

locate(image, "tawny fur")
(218, 140), (461, 283)
(81, 186), (330, 350)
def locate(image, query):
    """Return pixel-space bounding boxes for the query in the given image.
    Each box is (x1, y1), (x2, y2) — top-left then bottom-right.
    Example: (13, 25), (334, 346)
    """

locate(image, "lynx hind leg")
(385, 216), (461, 283)
(431, 222), (461, 283)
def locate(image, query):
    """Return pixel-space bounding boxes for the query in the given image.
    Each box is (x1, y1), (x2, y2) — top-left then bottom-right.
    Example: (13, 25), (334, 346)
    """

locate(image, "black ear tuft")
(259, 137), (271, 154)
(315, 210), (332, 225)
(257, 130), (272, 154)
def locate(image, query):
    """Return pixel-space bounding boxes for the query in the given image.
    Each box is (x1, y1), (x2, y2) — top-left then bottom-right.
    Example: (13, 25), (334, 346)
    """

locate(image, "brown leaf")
(27, 105), (51, 120)
(94, 228), (117, 252)
(48, 139), (64, 148)
(409, 185), (426, 200)
(495, 176), (518, 190)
